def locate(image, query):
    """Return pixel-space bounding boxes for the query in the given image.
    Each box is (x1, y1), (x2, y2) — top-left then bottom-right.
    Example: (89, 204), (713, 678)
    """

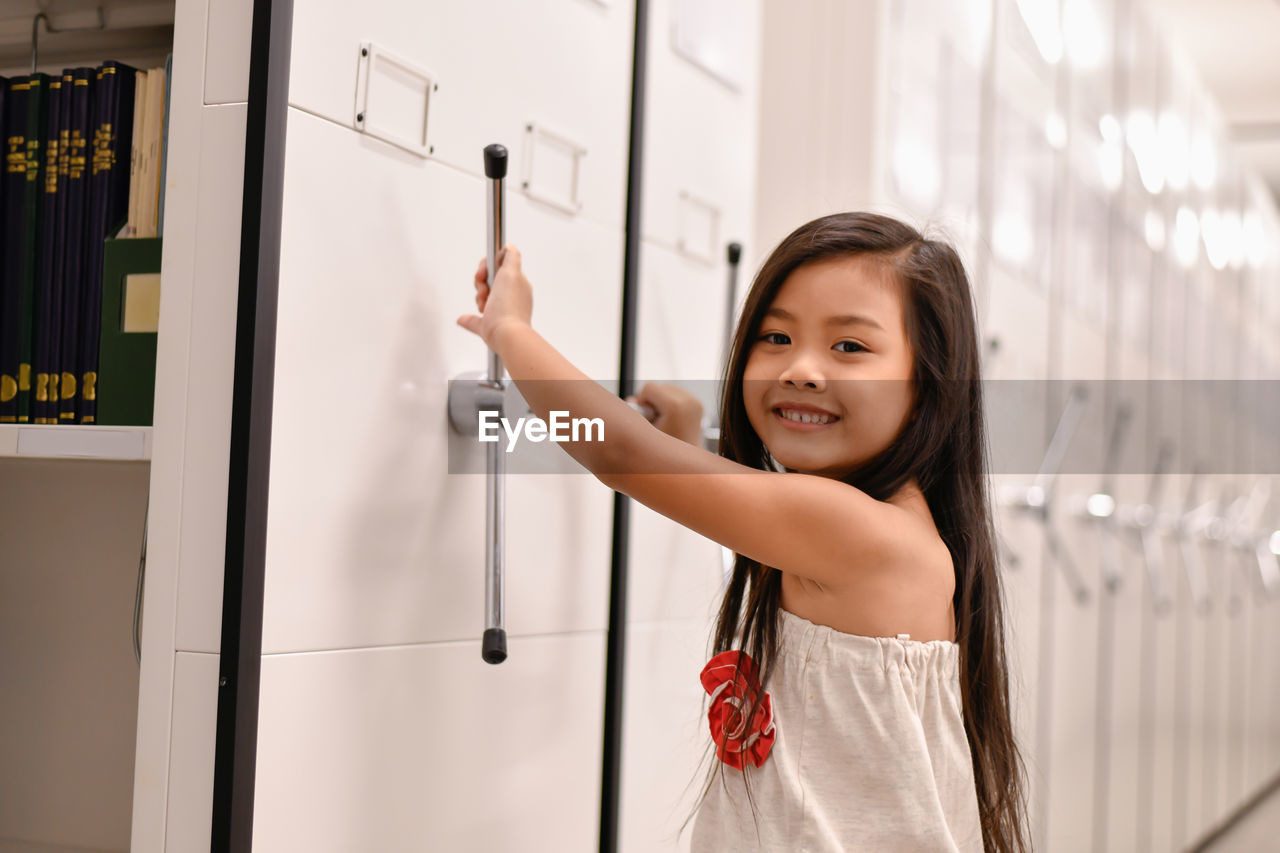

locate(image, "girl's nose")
(778, 355), (826, 390)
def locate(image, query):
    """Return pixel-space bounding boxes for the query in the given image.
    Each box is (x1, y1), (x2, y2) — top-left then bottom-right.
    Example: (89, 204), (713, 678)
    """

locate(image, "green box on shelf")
(98, 235), (162, 426)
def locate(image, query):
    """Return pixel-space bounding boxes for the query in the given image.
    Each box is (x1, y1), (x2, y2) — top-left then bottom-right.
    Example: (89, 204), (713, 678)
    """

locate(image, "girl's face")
(743, 255), (916, 479)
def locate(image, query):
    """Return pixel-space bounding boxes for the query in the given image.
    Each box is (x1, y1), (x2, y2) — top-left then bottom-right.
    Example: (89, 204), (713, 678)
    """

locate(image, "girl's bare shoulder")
(782, 504), (956, 641)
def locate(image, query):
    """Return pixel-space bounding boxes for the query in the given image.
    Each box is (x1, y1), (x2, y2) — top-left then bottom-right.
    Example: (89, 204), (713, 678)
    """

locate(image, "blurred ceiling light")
(961, 0), (993, 60)
(1190, 131), (1216, 190)
(1126, 111), (1164, 194)
(1063, 0), (1105, 69)
(1174, 205), (1199, 268)
(1158, 112), (1189, 192)
(1016, 0), (1063, 64)
(1244, 211), (1267, 269)
(892, 137), (941, 209)
(1099, 114), (1122, 142)
(993, 214), (1034, 266)
(1201, 208), (1228, 271)
(1270, 529), (1280, 556)
(1143, 209), (1166, 252)
(1098, 116), (1123, 191)
(1223, 209), (1244, 271)
(1044, 113), (1068, 149)
(1097, 140), (1123, 191)
(1086, 493), (1116, 518)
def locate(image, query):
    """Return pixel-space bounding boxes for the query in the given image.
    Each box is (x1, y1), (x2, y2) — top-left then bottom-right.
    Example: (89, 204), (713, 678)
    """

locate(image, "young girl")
(457, 212), (1030, 853)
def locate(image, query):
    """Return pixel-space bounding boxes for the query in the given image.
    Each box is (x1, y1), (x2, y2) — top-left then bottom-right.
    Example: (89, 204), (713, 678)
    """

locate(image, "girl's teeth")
(780, 409), (833, 424)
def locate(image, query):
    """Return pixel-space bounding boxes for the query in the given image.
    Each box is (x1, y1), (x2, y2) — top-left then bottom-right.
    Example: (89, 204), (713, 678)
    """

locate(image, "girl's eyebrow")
(763, 306), (884, 332)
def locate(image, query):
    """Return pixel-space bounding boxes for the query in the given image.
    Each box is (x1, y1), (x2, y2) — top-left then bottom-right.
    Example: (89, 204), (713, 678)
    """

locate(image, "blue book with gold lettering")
(16, 74), (50, 423)
(57, 68), (94, 423)
(45, 71), (73, 421)
(0, 75), (51, 422)
(79, 61), (135, 423)
(32, 74), (63, 423)
(0, 77), (7, 417)
(1, 76), (34, 423)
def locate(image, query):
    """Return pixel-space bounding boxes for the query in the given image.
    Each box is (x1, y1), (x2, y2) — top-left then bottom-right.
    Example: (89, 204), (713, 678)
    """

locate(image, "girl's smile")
(772, 404), (840, 429)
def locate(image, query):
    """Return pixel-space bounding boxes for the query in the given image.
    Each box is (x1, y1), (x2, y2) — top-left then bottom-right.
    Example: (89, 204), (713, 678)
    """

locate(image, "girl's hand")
(456, 244), (534, 350)
(627, 382), (704, 447)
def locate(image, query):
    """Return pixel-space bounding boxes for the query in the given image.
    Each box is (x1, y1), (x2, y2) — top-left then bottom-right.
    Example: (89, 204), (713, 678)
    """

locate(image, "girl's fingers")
(499, 244), (521, 271)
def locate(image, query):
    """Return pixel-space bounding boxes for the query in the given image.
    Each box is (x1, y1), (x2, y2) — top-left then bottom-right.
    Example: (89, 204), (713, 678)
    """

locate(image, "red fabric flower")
(699, 650), (776, 770)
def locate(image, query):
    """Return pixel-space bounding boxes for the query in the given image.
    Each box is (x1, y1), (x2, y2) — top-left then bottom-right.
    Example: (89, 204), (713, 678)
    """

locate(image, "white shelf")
(0, 424), (151, 461)
(0, 838), (120, 853)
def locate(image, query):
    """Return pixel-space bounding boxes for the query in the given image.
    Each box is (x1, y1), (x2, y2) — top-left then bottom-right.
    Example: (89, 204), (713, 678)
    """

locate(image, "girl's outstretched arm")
(456, 245), (656, 478)
(457, 247), (937, 590)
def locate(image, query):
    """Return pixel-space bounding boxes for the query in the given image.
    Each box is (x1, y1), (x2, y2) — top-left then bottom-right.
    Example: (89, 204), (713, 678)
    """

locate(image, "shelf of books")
(1, 16), (172, 453)
(2, 5), (178, 852)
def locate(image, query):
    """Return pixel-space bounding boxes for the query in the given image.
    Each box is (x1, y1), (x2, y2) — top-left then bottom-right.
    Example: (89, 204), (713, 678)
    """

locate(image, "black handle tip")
(482, 628), (508, 664)
(727, 242), (742, 264)
(484, 144), (508, 179)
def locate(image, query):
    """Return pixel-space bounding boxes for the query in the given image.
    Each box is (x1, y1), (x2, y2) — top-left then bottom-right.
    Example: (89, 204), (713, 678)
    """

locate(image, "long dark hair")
(679, 212), (1030, 852)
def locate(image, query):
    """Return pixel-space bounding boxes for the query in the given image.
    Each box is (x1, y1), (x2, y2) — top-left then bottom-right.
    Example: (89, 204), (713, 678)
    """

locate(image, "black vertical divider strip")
(210, 0), (292, 848)
(600, 0), (648, 851)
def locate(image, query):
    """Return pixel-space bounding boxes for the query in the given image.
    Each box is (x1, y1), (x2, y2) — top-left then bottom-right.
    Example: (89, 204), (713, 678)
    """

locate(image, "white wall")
(753, 1), (1280, 852)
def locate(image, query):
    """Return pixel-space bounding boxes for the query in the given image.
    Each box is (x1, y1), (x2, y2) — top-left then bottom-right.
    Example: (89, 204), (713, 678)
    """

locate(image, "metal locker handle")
(995, 384), (1092, 604)
(1082, 413), (1180, 615)
(1135, 441), (1174, 614)
(480, 144), (509, 665)
(715, 242), (743, 582)
(444, 144), (513, 664)
(449, 144), (657, 665)
(719, 242), (743, 380)
(1205, 479), (1270, 614)
(1066, 401), (1131, 594)
(1173, 465), (1215, 615)
(1221, 478), (1277, 600)
(705, 241), (742, 455)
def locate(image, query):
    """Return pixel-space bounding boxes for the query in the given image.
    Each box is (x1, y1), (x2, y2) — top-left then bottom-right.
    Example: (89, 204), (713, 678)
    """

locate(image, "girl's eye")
(758, 333), (865, 354)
